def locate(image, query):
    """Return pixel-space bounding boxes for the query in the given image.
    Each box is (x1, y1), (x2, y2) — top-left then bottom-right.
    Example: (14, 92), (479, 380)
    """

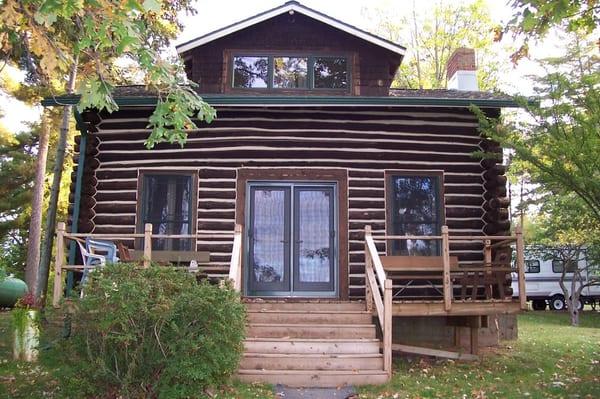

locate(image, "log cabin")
(45, 1), (527, 387)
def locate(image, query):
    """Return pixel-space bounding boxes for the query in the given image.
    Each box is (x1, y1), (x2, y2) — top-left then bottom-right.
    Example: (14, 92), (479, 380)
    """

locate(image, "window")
(314, 57), (348, 89)
(232, 54), (349, 90)
(138, 173), (196, 250)
(552, 259), (578, 273)
(232, 56), (269, 88)
(387, 173), (443, 256)
(525, 260), (540, 273)
(273, 57), (308, 88)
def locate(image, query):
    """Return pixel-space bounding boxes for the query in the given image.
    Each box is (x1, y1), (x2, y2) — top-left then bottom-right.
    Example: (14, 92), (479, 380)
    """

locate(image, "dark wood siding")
(71, 106), (510, 299)
(180, 13), (401, 95)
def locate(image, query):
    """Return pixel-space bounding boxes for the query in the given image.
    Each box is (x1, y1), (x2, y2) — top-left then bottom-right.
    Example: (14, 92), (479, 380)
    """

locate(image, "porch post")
(364, 225), (374, 312)
(515, 225), (527, 310)
(143, 223), (152, 268)
(52, 222), (66, 308)
(383, 279), (393, 377)
(442, 225), (452, 311)
(484, 239), (492, 299)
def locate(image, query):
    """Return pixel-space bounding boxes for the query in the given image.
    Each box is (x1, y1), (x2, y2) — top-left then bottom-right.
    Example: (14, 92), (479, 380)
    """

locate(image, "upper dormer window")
(232, 54), (349, 90)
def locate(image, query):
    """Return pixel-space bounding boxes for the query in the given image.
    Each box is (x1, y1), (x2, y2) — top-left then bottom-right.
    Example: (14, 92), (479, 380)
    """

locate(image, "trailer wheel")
(532, 300), (547, 310)
(549, 295), (566, 311)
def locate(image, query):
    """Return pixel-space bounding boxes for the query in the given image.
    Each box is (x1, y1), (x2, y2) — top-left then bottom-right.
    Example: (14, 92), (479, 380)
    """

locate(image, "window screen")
(388, 174), (442, 256)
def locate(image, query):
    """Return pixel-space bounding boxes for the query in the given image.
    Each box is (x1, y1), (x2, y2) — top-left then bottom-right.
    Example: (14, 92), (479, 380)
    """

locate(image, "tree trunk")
(24, 112), (50, 296)
(36, 61), (77, 307)
(569, 274), (580, 327)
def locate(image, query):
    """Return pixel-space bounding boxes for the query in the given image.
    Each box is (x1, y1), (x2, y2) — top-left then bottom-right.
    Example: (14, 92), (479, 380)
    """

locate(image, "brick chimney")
(446, 48), (478, 91)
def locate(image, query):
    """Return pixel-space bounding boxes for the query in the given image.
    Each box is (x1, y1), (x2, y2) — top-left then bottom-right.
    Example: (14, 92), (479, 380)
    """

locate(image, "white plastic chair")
(76, 240), (106, 297)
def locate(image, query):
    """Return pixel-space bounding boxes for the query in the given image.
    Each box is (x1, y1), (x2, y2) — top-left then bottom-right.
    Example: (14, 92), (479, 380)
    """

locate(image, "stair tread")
(238, 369), (387, 375)
(243, 353), (383, 358)
(248, 323), (375, 327)
(248, 310), (370, 314)
(245, 337), (379, 342)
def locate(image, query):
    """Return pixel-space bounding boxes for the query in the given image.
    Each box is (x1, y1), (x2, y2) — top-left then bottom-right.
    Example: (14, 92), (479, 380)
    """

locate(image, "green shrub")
(69, 263), (246, 398)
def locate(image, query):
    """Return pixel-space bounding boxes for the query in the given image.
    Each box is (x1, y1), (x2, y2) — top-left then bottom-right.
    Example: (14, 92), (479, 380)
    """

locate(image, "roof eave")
(42, 94), (519, 108)
(175, 2), (406, 56)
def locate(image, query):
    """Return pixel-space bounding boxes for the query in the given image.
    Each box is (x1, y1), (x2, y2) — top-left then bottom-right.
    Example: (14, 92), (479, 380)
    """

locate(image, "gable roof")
(176, 1), (406, 56)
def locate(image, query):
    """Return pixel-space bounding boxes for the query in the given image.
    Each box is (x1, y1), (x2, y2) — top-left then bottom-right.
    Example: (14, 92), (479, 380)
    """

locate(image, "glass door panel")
(248, 186), (290, 293)
(293, 187), (335, 292)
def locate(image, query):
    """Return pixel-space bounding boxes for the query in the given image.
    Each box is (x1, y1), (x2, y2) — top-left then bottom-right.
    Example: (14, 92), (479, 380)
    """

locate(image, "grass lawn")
(1, 311), (599, 398)
(359, 311), (600, 399)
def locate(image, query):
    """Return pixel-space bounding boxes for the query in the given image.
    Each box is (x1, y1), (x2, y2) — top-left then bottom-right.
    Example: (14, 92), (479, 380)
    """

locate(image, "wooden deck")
(391, 299), (521, 317)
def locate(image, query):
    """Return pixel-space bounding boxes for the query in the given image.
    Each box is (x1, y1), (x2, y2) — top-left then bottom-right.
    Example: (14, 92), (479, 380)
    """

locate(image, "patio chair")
(85, 237), (119, 264)
(76, 240), (106, 297)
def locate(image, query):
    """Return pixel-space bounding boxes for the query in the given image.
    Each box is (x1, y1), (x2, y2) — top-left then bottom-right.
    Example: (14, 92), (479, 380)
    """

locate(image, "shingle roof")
(42, 85), (520, 108)
(388, 88), (514, 101)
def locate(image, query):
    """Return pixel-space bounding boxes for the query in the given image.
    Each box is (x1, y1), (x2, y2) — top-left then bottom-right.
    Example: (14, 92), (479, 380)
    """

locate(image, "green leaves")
(504, 0), (600, 62)
(473, 32), (600, 236)
(71, 263), (246, 397)
(2, 0), (209, 148)
(77, 77), (118, 114)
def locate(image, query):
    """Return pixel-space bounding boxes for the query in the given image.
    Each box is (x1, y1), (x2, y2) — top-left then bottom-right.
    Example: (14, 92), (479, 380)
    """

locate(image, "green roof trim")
(42, 94), (519, 108)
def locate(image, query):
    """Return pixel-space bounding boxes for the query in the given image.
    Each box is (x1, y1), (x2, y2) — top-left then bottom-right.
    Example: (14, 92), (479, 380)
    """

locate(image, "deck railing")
(364, 225), (393, 378)
(52, 222), (243, 307)
(365, 224), (527, 311)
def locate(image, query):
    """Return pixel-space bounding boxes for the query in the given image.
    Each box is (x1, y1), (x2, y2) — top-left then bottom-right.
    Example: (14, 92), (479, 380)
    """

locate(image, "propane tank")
(0, 275), (28, 307)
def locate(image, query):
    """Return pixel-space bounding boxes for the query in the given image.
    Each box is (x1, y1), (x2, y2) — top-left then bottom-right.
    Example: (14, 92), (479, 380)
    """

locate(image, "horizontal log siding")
(76, 106), (492, 298)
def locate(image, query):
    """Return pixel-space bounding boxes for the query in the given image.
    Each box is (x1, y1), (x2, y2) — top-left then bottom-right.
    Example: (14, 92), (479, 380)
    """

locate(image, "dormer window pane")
(273, 57), (308, 88)
(314, 57), (347, 89)
(233, 56), (269, 88)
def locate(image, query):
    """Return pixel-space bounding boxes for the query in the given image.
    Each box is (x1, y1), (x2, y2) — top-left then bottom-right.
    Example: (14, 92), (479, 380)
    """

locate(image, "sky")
(0, 0), (561, 134)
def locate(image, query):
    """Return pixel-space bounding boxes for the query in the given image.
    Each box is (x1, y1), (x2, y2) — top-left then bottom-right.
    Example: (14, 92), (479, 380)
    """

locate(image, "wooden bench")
(380, 255), (510, 300)
(128, 249), (210, 264)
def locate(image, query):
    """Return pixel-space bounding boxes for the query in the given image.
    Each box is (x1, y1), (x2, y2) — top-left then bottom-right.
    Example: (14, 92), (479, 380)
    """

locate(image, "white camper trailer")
(512, 249), (600, 311)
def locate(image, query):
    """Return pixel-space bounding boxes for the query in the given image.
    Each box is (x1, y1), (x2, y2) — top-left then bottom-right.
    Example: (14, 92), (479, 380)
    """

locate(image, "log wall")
(70, 106), (510, 299)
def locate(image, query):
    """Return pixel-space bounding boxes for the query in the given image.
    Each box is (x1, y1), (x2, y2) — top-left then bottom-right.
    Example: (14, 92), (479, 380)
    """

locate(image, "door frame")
(245, 182), (338, 297)
(236, 168), (349, 299)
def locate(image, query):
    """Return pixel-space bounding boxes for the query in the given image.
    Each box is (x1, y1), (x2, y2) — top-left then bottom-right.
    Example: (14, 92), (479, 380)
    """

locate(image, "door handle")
(280, 240), (289, 244)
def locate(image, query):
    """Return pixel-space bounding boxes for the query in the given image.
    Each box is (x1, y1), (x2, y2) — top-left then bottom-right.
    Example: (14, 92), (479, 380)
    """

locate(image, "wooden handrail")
(364, 225), (392, 378)
(372, 234), (518, 242)
(372, 234), (443, 240)
(63, 233), (235, 239)
(228, 224), (243, 291)
(365, 226), (387, 295)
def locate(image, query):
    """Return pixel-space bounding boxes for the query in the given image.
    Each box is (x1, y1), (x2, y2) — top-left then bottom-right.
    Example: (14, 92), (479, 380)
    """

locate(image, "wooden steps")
(237, 369), (389, 388)
(237, 301), (388, 387)
(247, 323), (377, 339)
